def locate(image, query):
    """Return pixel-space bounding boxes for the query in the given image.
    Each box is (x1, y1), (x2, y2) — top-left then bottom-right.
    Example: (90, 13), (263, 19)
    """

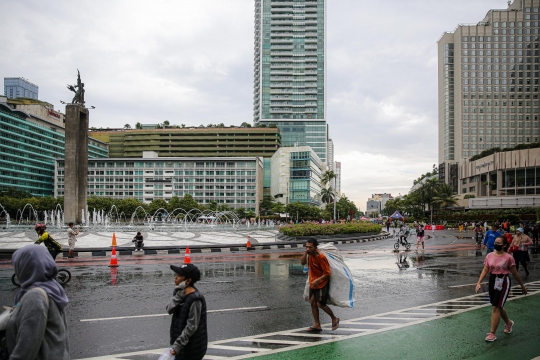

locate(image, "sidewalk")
(253, 293), (540, 360)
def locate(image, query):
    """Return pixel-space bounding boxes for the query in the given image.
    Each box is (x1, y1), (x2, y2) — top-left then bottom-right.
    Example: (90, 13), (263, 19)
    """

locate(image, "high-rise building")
(334, 161), (341, 194)
(4, 77), (38, 100)
(326, 125), (334, 171)
(438, 0), (540, 188)
(270, 146), (323, 206)
(54, 155), (264, 213)
(253, 0), (327, 163)
(0, 96), (108, 196)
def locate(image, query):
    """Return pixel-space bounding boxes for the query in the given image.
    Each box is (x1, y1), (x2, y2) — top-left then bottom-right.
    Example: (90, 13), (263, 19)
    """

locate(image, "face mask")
(177, 280), (187, 290)
(494, 244), (503, 251)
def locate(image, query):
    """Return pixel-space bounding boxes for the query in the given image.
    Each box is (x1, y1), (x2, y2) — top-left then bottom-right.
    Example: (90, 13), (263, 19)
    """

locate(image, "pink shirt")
(484, 252), (515, 275)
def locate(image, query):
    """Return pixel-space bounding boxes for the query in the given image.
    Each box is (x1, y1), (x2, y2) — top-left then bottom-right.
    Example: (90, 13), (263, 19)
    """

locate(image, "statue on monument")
(67, 69), (85, 106)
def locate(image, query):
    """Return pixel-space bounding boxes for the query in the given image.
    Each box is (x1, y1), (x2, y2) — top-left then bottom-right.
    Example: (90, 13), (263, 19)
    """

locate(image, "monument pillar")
(64, 105), (88, 224)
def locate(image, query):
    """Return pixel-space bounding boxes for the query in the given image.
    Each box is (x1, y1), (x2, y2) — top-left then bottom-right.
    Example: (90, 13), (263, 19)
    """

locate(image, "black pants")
(48, 249), (61, 260)
(135, 241), (144, 249)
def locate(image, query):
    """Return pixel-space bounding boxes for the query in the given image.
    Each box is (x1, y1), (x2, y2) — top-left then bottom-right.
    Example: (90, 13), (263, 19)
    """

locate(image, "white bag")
(303, 243), (356, 308)
(158, 348), (175, 360)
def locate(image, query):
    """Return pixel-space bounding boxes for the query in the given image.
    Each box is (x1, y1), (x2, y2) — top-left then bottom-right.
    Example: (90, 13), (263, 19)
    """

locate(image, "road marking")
(79, 306), (268, 322)
(76, 282), (540, 359)
(449, 281), (487, 288)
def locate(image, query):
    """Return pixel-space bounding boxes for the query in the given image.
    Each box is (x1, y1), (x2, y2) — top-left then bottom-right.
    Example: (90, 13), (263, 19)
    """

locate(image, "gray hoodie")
(7, 290), (70, 360)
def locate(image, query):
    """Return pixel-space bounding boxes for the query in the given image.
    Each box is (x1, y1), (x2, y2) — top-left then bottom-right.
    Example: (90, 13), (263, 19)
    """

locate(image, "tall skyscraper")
(327, 124), (334, 171)
(438, 0), (539, 187)
(334, 161), (341, 194)
(254, 0), (327, 164)
(4, 77), (38, 100)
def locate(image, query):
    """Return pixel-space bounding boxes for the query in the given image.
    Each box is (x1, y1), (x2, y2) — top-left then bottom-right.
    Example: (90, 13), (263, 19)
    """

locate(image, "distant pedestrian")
(132, 232), (144, 251)
(510, 228), (532, 276)
(67, 222), (80, 259)
(301, 239), (339, 332)
(483, 225), (502, 254)
(34, 224), (63, 261)
(167, 263), (208, 360)
(475, 236), (527, 342)
(415, 225), (425, 251)
(7, 245), (70, 359)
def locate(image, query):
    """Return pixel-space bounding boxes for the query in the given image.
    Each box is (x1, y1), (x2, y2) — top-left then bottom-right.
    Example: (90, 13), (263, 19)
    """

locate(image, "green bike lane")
(252, 293), (540, 360)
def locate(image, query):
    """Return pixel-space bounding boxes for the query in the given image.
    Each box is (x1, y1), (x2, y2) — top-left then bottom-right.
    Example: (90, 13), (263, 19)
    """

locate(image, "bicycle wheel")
(56, 269), (71, 285)
(11, 273), (20, 287)
(394, 243), (399, 250)
(405, 243), (411, 250)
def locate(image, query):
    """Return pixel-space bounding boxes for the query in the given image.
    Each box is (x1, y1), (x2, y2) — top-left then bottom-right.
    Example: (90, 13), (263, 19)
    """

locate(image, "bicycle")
(394, 231), (411, 250)
(11, 268), (71, 287)
(474, 232), (483, 246)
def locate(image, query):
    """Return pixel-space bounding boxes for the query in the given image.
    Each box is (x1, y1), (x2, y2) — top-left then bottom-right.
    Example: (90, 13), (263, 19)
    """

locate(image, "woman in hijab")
(510, 227), (532, 276)
(7, 244), (70, 360)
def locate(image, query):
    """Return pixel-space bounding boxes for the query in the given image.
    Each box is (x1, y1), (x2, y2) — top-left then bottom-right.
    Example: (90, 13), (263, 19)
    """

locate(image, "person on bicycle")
(34, 224), (63, 260)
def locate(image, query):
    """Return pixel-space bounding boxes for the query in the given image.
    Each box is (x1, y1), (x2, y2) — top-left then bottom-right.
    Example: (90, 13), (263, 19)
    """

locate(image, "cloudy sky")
(1, 0), (505, 210)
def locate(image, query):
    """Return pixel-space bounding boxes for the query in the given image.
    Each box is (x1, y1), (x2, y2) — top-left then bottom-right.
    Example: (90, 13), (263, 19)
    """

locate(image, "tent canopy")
(389, 210), (404, 219)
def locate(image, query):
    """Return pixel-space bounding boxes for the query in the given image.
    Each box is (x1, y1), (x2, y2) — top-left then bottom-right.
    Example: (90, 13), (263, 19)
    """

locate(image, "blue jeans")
(486, 247), (494, 254)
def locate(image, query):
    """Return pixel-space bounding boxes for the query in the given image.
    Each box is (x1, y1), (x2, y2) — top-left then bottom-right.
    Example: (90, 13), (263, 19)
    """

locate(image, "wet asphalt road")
(0, 231), (538, 359)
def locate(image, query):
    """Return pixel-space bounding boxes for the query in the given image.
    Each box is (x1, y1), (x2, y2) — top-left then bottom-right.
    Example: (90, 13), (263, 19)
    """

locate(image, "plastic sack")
(303, 243), (356, 308)
(158, 348), (175, 360)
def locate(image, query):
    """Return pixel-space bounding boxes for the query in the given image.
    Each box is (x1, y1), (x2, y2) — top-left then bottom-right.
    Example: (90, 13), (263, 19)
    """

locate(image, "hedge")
(279, 222), (382, 237)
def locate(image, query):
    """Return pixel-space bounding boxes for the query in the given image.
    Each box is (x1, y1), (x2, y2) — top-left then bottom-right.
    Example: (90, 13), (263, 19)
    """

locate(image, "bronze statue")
(67, 70), (85, 106)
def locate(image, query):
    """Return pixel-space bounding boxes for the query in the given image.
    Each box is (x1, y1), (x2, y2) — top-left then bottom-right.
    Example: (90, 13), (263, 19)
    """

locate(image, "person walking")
(483, 224), (502, 254)
(415, 225), (425, 252)
(510, 228), (533, 276)
(34, 224), (63, 260)
(475, 236), (527, 342)
(301, 239), (339, 332)
(532, 223), (540, 246)
(167, 263), (208, 360)
(67, 222), (80, 259)
(7, 245), (70, 359)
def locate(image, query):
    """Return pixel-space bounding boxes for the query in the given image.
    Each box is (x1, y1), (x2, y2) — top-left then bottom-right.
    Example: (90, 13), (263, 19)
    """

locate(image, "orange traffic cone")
(184, 246), (191, 264)
(109, 247), (119, 267)
(111, 233), (117, 247)
(246, 236), (252, 250)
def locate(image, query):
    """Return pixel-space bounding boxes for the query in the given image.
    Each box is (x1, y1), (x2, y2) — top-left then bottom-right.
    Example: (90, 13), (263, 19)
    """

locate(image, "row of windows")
(463, 121), (539, 127)
(462, 85), (540, 93)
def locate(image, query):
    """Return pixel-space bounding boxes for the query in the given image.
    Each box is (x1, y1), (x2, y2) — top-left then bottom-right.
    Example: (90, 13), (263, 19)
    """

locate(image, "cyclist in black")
(34, 224), (63, 260)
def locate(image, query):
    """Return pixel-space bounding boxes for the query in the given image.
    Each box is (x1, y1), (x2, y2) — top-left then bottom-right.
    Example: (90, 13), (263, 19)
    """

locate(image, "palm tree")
(321, 170), (336, 187)
(320, 187), (334, 204)
(433, 183), (458, 209)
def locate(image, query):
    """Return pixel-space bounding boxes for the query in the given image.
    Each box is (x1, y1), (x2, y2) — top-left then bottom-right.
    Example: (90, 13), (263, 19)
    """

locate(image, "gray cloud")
(0, 0), (503, 210)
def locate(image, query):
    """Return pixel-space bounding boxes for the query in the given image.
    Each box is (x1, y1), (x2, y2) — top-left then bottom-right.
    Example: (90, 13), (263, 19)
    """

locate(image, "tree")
(320, 187), (334, 204)
(268, 123), (277, 128)
(272, 202), (286, 215)
(176, 194), (200, 212)
(181, 124), (186, 128)
(0, 187), (33, 199)
(147, 199), (168, 216)
(259, 195), (276, 216)
(240, 122), (252, 128)
(216, 123), (225, 128)
(321, 171), (336, 187)
(235, 207), (248, 219)
(124, 124), (131, 129)
(163, 120), (170, 127)
(135, 122), (142, 130)
(433, 184), (458, 210)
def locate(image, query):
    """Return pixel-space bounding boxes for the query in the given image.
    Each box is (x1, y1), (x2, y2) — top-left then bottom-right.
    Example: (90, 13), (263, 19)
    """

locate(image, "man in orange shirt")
(301, 239), (339, 332)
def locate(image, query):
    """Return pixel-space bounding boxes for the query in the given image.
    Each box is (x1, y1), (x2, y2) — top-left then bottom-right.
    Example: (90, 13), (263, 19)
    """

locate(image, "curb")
(0, 234), (392, 259)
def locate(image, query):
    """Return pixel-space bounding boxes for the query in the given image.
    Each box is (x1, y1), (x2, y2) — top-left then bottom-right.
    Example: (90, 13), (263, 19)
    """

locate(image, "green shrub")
(279, 222), (382, 237)
(463, 194), (475, 199)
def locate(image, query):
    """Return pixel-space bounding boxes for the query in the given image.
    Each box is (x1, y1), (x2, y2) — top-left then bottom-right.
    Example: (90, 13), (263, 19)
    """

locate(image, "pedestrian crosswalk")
(77, 280), (540, 360)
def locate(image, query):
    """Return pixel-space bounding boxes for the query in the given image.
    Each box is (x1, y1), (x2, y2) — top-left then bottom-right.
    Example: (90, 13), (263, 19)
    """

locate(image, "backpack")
(0, 287), (49, 360)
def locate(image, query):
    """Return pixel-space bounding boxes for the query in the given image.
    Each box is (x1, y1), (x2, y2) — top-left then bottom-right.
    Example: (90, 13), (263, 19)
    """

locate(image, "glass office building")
(4, 77), (38, 100)
(0, 102), (108, 196)
(438, 0), (540, 187)
(55, 156), (264, 213)
(254, 0), (327, 164)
